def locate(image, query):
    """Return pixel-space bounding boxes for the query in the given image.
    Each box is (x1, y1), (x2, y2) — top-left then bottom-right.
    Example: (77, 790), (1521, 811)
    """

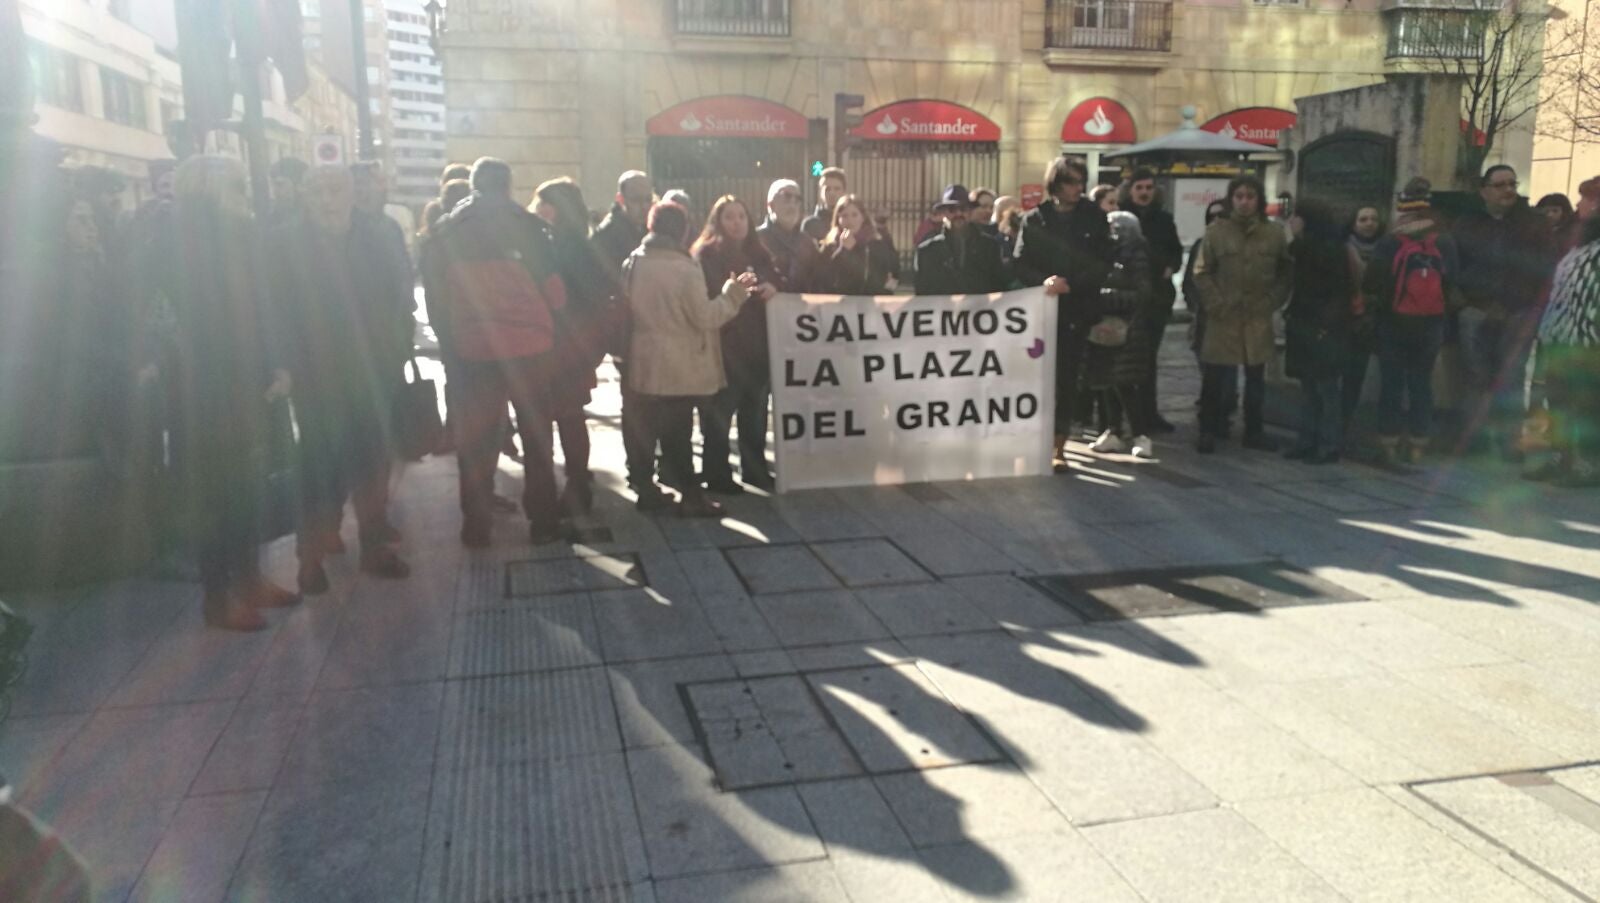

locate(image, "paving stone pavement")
(4, 343), (1600, 902)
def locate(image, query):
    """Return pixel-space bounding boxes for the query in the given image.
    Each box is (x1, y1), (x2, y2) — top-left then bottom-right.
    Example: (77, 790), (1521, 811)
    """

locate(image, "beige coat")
(624, 239), (751, 396)
(1193, 213), (1293, 366)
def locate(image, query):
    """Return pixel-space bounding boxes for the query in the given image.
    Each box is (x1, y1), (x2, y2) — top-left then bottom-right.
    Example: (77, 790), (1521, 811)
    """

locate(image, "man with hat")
(914, 184), (1008, 295)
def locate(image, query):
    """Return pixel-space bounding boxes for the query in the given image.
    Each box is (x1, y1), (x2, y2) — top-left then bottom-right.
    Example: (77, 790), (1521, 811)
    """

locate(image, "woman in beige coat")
(1193, 174), (1293, 454)
(623, 201), (758, 517)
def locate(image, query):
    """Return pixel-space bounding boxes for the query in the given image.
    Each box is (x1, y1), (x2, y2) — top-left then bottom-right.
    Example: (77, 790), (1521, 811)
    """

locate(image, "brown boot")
(203, 592), (268, 631)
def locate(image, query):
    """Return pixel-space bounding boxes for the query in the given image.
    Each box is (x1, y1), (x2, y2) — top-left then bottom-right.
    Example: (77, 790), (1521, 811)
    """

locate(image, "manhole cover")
(505, 553), (645, 598)
(1024, 560), (1365, 621)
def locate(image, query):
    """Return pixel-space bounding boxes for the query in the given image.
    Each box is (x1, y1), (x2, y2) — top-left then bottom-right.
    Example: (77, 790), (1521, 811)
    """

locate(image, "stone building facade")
(442, 0), (1536, 248)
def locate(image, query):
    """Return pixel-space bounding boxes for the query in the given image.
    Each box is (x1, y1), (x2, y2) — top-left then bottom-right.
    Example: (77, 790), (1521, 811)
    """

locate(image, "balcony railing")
(1383, 7), (1485, 59)
(674, 0), (790, 36)
(1046, 0), (1172, 51)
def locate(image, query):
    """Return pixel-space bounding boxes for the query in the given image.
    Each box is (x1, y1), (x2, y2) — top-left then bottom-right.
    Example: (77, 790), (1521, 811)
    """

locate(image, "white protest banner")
(767, 288), (1058, 492)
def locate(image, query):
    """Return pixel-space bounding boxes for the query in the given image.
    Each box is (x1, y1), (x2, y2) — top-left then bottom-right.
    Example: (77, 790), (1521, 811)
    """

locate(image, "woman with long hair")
(815, 194), (899, 295)
(165, 156), (298, 630)
(1341, 205), (1385, 429)
(691, 195), (780, 493)
(533, 177), (615, 513)
(1084, 211), (1159, 459)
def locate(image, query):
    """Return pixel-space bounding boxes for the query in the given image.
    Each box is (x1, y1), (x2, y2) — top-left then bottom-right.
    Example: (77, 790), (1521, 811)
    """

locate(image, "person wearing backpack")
(1362, 178), (1461, 465)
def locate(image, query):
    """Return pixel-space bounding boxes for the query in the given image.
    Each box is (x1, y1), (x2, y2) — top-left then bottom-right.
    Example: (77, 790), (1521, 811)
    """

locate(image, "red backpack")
(1390, 233), (1447, 317)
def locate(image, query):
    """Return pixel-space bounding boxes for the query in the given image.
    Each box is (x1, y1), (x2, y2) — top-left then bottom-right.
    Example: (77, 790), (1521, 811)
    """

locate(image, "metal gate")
(647, 135), (811, 228)
(845, 140), (1000, 275)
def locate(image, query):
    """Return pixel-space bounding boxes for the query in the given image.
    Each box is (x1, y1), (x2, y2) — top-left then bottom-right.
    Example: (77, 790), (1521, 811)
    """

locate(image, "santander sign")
(648, 96), (807, 139)
(1199, 107), (1297, 148)
(851, 100), (1001, 143)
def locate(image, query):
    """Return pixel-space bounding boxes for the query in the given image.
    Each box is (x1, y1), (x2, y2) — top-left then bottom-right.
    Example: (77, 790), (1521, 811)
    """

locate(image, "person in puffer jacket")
(622, 201), (758, 518)
(1084, 211), (1158, 459)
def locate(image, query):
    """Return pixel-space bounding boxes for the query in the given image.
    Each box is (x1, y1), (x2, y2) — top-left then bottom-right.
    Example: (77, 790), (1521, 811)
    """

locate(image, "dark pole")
(233, 0), (271, 219)
(350, 0), (375, 160)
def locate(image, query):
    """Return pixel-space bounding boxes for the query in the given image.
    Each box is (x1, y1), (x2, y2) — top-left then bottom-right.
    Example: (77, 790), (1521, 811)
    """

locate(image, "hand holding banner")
(767, 288), (1058, 492)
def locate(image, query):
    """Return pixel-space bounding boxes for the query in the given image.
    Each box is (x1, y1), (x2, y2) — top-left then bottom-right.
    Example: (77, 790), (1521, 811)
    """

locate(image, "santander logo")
(1218, 120), (1238, 140)
(1083, 104), (1114, 138)
(679, 111), (703, 132)
(874, 113), (899, 136)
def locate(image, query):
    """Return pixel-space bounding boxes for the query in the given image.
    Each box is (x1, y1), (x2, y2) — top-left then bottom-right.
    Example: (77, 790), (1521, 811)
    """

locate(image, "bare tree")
(1536, 6), (1599, 149)
(1389, 0), (1551, 186)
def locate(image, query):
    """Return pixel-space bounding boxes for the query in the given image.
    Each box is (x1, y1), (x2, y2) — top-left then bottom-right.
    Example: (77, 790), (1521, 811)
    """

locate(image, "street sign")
(313, 133), (344, 165)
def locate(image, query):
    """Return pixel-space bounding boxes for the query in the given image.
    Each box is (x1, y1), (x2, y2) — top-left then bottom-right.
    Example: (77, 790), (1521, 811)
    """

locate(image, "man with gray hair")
(271, 165), (416, 591)
(757, 178), (819, 296)
(591, 169), (656, 492)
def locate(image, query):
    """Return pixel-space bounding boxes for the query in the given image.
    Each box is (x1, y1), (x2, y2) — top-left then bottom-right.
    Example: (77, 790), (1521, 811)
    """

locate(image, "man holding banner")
(1014, 156), (1115, 458)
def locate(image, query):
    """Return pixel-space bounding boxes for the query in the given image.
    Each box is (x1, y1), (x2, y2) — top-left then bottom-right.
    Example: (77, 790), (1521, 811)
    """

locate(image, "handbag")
(394, 358), (444, 461)
(1088, 315), (1130, 348)
(255, 398), (300, 543)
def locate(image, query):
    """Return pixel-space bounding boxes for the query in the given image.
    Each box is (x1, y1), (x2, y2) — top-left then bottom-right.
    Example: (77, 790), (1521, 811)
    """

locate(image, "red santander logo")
(1199, 107), (1297, 148)
(851, 100), (1001, 143)
(1060, 98), (1136, 144)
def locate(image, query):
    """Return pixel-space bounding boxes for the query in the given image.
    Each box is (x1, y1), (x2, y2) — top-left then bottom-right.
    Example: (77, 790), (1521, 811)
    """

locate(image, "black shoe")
(1196, 435), (1217, 454)
(529, 522), (564, 545)
(1242, 433), (1280, 452)
(491, 494), (519, 515)
(561, 479), (594, 516)
(705, 479), (746, 496)
(1309, 450), (1341, 465)
(297, 562), (330, 595)
(745, 470), (777, 492)
(359, 547), (411, 579)
(635, 486), (674, 513)
(1149, 416), (1177, 435)
(1284, 446), (1316, 461)
(460, 523), (492, 549)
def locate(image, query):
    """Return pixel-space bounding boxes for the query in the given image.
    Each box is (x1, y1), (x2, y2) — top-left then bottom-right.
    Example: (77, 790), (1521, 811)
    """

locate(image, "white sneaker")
(1131, 435), (1155, 459)
(1089, 430), (1125, 453)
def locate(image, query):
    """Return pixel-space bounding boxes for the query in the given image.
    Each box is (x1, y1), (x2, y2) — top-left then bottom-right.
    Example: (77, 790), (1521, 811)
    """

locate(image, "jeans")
(702, 374), (771, 485)
(1376, 316), (1444, 438)
(1201, 364), (1262, 438)
(1054, 321), (1089, 434)
(1341, 339), (1372, 427)
(1102, 385), (1153, 437)
(1457, 307), (1539, 434)
(295, 395), (393, 560)
(614, 359), (655, 490)
(455, 356), (559, 532)
(1295, 377), (1343, 455)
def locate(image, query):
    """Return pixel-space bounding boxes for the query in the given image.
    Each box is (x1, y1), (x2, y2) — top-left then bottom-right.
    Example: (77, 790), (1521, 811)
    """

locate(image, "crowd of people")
(22, 145), (1600, 632)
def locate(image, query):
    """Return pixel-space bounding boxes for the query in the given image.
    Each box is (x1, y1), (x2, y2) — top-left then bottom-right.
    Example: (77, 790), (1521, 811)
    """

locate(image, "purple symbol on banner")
(1027, 338), (1045, 359)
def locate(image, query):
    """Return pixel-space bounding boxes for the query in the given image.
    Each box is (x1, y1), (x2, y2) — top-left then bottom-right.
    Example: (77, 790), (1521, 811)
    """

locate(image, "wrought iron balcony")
(674, 0), (791, 37)
(1383, 5), (1486, 59)
(1046, 0), (1173, 52)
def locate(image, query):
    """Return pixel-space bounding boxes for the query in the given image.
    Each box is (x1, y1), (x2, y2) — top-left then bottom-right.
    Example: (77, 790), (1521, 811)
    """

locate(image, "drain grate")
(1024, 560), (1366, 621)
(505, 553), (645, 598)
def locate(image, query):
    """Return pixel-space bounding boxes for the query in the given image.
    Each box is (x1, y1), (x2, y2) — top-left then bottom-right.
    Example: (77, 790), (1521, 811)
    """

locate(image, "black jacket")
(1284, 232), (1358, 380)
(817, 237), (899, 295)
(913, 223), (1007, 295)
(757, 219), (820, 293)
(1120, 193), (1183, 306)
(1453, 201), (1556, 314)
(1014, 197), (1114, 326)
(696, 240), (781, 385)
(592, 204), (646, 276)
(801, 206), (830, 243)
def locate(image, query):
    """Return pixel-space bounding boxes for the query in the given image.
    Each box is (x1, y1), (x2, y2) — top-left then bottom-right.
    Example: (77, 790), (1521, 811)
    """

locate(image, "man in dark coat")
(913, 185), (1008, 296)
(422, 158), (569, 547)
(757, 178), (820, 293)
(272, 165), (415, 593)
(1452, 165), (1560, 456)
(590, 170), (655, 491)
(1014, 157), (1115, 448)
(1120, 168), (1184, 432)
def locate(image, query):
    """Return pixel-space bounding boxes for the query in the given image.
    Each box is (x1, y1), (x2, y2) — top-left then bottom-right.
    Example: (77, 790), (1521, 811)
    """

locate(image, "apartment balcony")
(1381, 2), (1487, 61)
(673, 0), (790, 40)
(1044, 0), (1174, 69)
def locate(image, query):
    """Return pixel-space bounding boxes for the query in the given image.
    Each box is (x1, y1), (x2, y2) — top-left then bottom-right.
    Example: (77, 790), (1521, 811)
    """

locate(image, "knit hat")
(1396, 177), (1433, 213)
(766, 179), (801, 206)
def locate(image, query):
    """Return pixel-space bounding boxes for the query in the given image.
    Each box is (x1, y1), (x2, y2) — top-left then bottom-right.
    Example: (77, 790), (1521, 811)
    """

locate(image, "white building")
(382, 0), (446, 209)
(20, 0), (182, 205)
